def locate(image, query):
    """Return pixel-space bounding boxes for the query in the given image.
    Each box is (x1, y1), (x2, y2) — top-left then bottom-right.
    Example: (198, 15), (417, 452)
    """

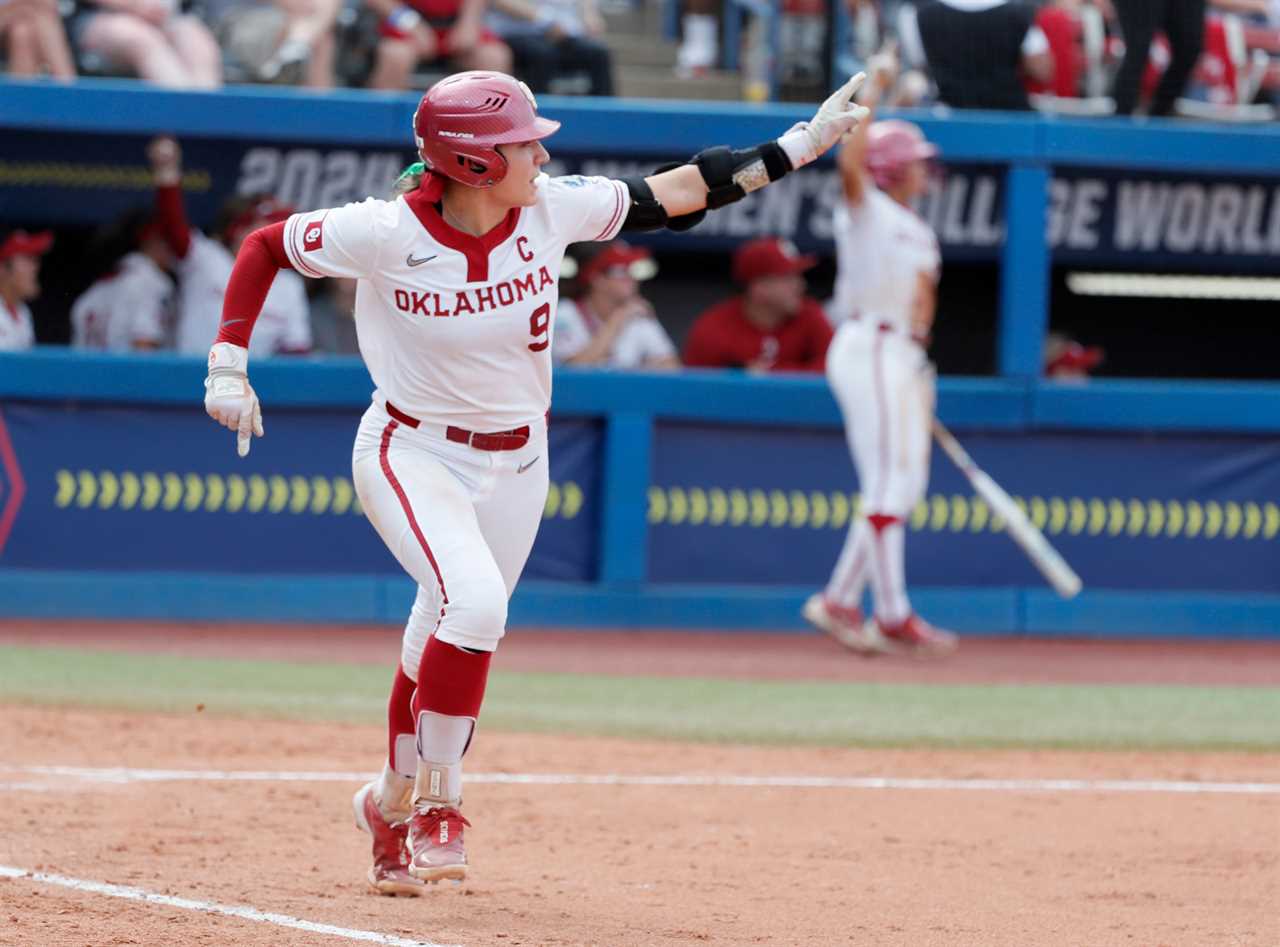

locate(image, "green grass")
(2, 644), (1278, 751)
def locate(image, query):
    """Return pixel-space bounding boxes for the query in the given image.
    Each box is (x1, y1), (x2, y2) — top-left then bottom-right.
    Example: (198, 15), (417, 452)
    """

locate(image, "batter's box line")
(4, 765), (1280, 795)
(0, 865), (458, 947)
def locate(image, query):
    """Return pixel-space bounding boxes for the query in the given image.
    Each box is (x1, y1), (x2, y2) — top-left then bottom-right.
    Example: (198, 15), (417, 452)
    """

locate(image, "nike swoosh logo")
(407, 253), (438, 267)
(517, 456), (539, 474)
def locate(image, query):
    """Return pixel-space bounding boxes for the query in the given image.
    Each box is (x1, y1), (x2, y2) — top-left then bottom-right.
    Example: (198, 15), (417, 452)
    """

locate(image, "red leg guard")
(413, 636), (492, 720)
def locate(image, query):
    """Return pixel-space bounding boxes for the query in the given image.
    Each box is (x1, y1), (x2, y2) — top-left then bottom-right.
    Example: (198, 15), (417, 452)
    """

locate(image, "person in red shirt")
(366, 0), (512, 89)
(682, 237), (833, 373)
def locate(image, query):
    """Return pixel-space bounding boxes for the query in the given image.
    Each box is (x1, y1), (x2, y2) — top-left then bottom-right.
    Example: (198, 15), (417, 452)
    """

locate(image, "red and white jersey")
(176, 232), (311, 358)
(829, 187), (940, 332)
(70, 252), (170, 352)
(282, 172), (629, 430)
(0, 300), (35, 352)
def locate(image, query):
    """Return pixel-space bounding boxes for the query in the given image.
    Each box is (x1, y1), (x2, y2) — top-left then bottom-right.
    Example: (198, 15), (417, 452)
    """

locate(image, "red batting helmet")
(864, 120), (939, 191)
(413, 71), (561, 189)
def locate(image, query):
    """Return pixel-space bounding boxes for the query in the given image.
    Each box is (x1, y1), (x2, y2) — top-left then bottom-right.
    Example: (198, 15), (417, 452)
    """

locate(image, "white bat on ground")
(931, 420), (1082, 599)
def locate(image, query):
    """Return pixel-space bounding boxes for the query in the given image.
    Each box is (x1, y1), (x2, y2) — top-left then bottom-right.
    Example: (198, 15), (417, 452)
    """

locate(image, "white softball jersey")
(0, 301), (35, 351)
(70, 252), (170, 352)
(282, 173), (629, 430)
(175, 232), (311, 358)
(829, 186), (940, 331)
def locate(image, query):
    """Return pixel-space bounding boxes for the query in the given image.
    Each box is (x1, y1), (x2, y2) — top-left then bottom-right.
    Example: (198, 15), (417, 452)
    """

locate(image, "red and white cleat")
(876, 614), (959, 657)
(407, 806), (470, 883)
(352, 782), (426, 897)
(802, 594), (885, 654)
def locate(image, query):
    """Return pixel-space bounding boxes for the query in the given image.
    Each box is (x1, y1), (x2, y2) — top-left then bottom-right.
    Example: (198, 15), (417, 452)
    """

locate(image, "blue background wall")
(2, 81), (1278, 637)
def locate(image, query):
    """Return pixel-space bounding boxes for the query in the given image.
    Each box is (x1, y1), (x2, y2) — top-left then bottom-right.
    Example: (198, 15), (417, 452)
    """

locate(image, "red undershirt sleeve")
(214, 222), (293, 349)
(154, 184), (192, 260)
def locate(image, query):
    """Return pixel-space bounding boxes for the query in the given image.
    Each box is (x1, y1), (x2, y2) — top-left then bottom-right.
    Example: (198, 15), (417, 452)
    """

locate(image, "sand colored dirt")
(2, 706), (1278, 947)
(1, 623), (1278, 946)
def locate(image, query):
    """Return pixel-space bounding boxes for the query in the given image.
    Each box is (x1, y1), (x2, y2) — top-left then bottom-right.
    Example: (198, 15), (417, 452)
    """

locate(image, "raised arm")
(148, 137), (192, 259)
(837, 48), (897, 207)
(632, 74), (869, 226)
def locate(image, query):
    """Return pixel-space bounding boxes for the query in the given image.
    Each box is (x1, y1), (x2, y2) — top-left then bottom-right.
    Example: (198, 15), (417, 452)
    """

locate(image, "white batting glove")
(777, 73), (871, 170)
(204, 342), (264, 458)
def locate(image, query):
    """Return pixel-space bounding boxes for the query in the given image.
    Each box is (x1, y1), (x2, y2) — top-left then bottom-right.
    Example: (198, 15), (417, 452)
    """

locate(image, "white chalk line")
(5, 764), (1280, 795)
(0, 865), (458, 947)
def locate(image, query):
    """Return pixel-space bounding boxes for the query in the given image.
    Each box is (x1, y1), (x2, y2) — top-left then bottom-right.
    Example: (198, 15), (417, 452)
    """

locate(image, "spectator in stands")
(0, 229), (51, 352)
(1111, 0), (1207, 115)
(207, 0), (341, 87)
(70, 211), (173, 352)
(363, 0), (512, 89)
(675, 0), (717, 78)
(554, 241), (679, 370)
(0, 0), (76, 79)
(1026, 0), (1086, 99)
(683, 237), (833, 373)
(900, 0), (1053, 110)
(147, 137), (312, 357)
(487, 0), (614, 95)
(67, 0), (223, 88)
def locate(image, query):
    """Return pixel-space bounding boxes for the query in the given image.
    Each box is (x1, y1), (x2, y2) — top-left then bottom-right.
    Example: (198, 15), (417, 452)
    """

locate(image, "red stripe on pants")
(379, 420), (449, 625)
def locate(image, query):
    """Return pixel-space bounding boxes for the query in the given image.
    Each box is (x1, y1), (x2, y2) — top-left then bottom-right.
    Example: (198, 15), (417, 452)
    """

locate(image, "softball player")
(203, 70), (870, 894)
(804, 56), (958, 657)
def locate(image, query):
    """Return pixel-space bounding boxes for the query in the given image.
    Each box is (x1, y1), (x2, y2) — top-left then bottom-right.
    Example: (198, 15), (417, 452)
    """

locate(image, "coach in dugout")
(0, 229), (52, 351)
(682, 237), (833, 373)
(553, 240), (679, 370)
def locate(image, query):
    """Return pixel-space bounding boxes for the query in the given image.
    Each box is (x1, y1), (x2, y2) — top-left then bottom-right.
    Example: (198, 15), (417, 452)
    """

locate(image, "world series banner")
(0, 403), (602, 583)
(5, 131), (1280, 270)
(646, 422), (1280, 593)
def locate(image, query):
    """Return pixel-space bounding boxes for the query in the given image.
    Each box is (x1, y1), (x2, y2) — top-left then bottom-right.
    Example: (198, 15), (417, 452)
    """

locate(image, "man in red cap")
(554, 240), (678, 370)
(682, 237), (833, 373)
(0, 230), (53, 352)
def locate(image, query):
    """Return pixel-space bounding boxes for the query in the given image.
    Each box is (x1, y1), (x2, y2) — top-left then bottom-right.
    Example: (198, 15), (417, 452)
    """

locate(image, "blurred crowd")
(838, 0), (1280, 119)
(3, 1), (1278, 119)
(0, 0), (617, 93)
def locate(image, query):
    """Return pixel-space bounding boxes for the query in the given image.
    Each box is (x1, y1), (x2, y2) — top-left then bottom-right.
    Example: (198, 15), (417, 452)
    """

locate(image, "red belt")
(850, 311), (928, 346)
(385, 401), (530, 452)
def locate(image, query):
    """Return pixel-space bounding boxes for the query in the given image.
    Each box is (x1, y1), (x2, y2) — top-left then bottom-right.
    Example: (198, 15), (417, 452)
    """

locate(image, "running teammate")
(202, 69), (869, 893)
(803, 53), (958, 657)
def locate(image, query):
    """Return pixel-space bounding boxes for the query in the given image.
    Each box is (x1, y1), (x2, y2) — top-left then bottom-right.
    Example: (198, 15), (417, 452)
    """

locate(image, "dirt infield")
(2, 623), (1279, 946)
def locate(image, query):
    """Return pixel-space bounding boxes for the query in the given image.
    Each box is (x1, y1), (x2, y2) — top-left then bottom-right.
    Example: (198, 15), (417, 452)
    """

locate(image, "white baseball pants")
(352, 402), (549, 675)
(823, 320), (934, 624)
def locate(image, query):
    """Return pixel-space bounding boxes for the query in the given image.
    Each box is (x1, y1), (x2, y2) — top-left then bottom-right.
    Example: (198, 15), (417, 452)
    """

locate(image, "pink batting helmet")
(864, 120), (939, 190)
(413, 71), (561, 189)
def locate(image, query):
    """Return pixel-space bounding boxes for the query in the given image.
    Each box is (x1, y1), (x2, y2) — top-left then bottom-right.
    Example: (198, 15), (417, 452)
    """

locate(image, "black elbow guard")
(619, 173), (708, 233)
(619, 175), (669, 232)
(692, 141), (793, 210)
